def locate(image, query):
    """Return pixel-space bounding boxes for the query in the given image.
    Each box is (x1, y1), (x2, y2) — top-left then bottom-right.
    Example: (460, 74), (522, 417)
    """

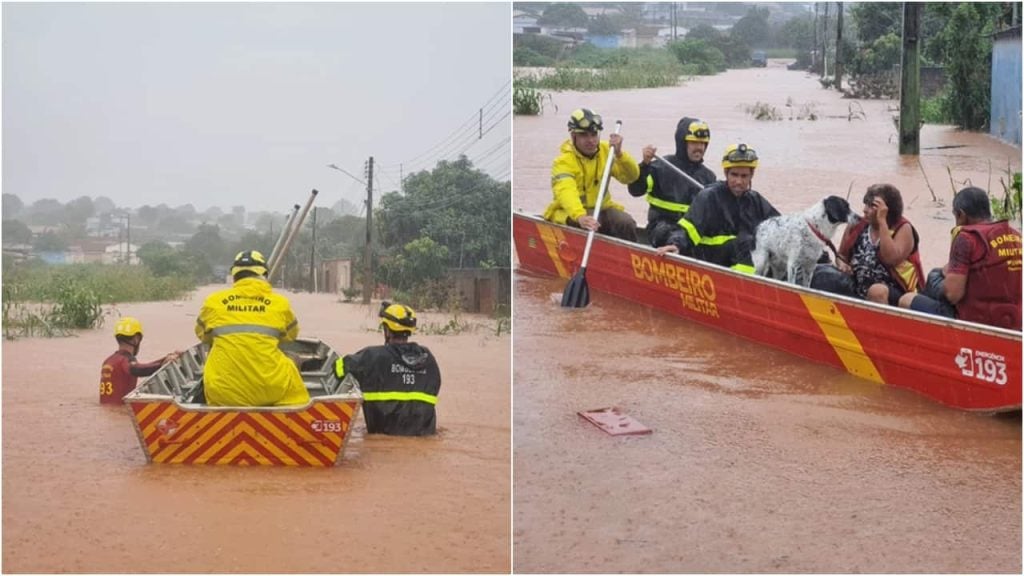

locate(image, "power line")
(379, 182), (501, 216)
(382, 82), (511, 173)
(383, 82), (509, 170)
(402, 111), (509, 174)
(400, 118), (506, 173)
(470, 139), (511, 167)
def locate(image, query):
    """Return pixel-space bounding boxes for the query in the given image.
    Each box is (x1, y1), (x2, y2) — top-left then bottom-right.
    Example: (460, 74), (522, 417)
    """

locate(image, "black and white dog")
(751, 195), (860, 287)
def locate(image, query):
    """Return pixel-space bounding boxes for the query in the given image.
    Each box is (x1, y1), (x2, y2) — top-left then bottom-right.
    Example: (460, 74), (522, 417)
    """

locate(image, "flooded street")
(513, 62), (1021, 573)
(514, 60), (1023, 272)
(3, 287), (510, 573)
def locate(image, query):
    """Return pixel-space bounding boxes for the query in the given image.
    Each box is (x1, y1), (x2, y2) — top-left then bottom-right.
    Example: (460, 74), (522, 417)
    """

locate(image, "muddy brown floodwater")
(513, 61), (1021, 573)
(3, 287), (510, 573)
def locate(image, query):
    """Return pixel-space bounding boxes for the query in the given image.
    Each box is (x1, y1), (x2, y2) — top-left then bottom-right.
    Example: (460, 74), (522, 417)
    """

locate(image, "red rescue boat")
(514, 212), (1022, 412)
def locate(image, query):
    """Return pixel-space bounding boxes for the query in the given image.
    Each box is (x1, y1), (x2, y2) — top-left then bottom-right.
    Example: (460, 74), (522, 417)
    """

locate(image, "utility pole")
(479, 108), (483, 139)
(823, 2), (830, 79)
(363, 156), (374, 305)
(835, 2), (844, 91)
(671, 3), (677, 42)
(125, 213), (132, 265)
(813, 3), (819, 72)
(899, 2), (921, 155)
(309, 208), (317, 292)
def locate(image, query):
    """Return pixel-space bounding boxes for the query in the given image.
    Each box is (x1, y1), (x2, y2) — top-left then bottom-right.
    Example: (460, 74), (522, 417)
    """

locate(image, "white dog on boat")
(751, 195), (860, 287)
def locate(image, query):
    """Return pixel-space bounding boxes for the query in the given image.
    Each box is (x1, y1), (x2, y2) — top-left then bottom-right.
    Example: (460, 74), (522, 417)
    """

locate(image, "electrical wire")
(386, 84), (511, 173)
(381, 81), (510, 171)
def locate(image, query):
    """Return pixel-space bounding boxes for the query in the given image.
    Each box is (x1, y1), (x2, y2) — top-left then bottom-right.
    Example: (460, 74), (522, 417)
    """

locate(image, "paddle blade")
(560, 269), (590, 308)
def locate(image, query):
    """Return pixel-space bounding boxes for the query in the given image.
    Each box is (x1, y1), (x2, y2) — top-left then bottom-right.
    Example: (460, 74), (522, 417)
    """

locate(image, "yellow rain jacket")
(543, 139), (640, 225)
(195, 277), (309, 407)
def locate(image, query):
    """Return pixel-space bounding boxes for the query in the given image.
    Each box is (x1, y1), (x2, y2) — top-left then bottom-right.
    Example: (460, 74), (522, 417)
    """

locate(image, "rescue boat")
(123, 337), (363, 466)
(514, 212), (1022, 412)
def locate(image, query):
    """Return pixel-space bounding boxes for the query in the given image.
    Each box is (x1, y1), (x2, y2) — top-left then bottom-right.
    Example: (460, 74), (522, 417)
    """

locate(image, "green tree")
(379, 236), (451, 291)
(233, 229), (276, 259)
(63, 194), (94, 222)
(731, 6), (772, 49)
(153, 212), (194, 236)
(376, 156), (510, 274)
(616, 3), (644, 28)
(93, 196), (116, 215)
(928, 2), (1000, 130)
(330, 198), (361, 216)
(514, 46), (555, 67)
(137, 241), (192, 278)
(184, 223), (227, 280)
(849, 2), (901, 44)
(33, 230), (68, 252)
(778, 15), (815, 67)
(686, 24), (721, 43)
(538, 3), (588, 28)
(686, 24), (750, 67)
(668, 39), (727, 74)
(778, 15), (814, 50)
(714, 34), (753, 68)
(2, 219), (32, 245)
(317, 215), (366, 260)
(137, 205), (159, 225)
(849, 32), (901, 75)
(26, 198), (63, 226)
(588, 14), (620, 36)
(2, 194), (24, 218)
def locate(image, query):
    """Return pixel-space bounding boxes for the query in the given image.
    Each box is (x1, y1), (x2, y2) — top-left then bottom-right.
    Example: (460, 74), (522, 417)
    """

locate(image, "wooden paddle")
(561, 120), (622, 308)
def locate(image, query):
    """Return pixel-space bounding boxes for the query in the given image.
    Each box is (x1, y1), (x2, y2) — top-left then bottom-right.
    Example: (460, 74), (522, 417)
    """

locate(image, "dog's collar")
(806, 218), (846, 265)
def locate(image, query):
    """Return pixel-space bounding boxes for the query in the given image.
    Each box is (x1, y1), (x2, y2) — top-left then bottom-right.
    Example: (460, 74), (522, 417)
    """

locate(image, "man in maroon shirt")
(899, 187), (1022, 330)
(100, 317), (180, 405)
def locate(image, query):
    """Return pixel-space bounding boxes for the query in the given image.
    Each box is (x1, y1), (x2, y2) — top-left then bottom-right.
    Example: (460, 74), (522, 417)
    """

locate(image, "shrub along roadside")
(992, 171), (1022, 223)
(513, 84), (553, 115)
(515, 48), (684, 92)
(2, 262), (195, 337)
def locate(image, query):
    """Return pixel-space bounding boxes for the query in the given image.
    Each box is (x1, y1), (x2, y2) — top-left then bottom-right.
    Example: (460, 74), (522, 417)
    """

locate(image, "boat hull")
(514, 213), (1022, 412)
(124, 338), (362, 466)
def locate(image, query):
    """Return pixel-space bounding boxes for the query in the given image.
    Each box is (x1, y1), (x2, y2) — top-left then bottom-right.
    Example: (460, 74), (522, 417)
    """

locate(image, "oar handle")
(652, 154), (704, 189)
(579, 120), (622, 270)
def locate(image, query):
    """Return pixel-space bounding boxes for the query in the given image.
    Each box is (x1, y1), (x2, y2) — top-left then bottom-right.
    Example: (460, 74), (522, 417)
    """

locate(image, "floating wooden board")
(578, 407), (652, 436)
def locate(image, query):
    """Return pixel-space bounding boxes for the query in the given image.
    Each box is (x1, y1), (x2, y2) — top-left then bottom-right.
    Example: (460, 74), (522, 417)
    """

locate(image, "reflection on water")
(513, 64), (1020, 573)
(515, 271), (1021, 574)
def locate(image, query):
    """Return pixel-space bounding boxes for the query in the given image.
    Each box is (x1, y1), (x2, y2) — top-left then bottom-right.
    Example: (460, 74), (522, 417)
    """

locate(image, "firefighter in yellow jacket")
(543, 108), (641, 241)
(195, 250), (309, 407)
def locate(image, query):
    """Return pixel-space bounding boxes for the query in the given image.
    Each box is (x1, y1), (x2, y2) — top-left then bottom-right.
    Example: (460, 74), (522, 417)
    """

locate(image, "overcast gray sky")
(3, 2), (511, 214)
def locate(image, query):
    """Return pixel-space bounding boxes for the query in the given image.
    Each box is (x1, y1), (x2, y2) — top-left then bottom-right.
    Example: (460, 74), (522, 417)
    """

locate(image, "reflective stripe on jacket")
(335, 342), (441, 436)
(669, 181), (779, 271)
(196, 277), (308, 407)
(543, 139), (640, 225)
(627, 155), (716, 224)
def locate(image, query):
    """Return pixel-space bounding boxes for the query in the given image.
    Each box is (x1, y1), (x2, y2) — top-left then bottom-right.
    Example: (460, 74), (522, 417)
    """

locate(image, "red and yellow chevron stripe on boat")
(128, 400), (359, 466)
(514, 214), (1022, 412)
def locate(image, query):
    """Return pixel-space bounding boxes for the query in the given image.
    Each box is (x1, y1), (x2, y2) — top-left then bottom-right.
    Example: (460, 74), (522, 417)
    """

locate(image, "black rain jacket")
(340, 342), (441, 436)
(665, 181), (780, 270)
(627, 117), (717, 246)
